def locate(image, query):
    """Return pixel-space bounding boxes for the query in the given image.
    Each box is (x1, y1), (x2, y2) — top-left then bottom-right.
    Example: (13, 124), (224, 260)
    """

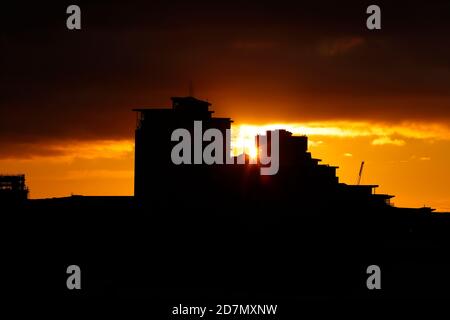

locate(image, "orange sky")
(1, 2), (450, 211)
(1, 120), (449, 212)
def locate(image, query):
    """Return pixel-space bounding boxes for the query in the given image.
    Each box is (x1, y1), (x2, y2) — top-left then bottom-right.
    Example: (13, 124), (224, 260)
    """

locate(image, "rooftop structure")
(0, 174), (29, 203)
(132, 96), (394, 210)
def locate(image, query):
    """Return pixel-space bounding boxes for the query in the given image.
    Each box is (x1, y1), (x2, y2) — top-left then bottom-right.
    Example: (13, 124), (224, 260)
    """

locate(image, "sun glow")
(232, 121), (450, 146)
(1, 121), (450, 211)
(248, 145), (258, 160)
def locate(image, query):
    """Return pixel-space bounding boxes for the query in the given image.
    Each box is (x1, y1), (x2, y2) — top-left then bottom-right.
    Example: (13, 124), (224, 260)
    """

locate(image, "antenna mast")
(357, 161), (365, 185)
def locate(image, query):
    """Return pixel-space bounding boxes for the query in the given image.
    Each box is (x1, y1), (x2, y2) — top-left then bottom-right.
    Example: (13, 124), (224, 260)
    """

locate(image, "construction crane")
(357, 161), (365, 185)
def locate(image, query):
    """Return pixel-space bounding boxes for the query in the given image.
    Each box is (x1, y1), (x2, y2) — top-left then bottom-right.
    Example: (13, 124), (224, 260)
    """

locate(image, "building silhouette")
(133, 96), (401, 213)
(133, 96), (232, 205)
(3, 95), (447, 300)
(0, 174), (28, 204)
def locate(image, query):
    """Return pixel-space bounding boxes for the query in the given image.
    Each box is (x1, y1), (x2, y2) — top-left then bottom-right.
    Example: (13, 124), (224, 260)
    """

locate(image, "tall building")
(133, 96), (233, 205)
(133, 96), (394, 211)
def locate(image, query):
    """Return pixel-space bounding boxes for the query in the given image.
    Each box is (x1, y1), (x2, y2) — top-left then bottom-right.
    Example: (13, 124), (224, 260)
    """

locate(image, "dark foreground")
(4, 196), (450, 300)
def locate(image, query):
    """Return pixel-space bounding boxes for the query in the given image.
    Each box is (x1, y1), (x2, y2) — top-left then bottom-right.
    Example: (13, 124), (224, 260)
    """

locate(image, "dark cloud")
(1, 0), (450, 155)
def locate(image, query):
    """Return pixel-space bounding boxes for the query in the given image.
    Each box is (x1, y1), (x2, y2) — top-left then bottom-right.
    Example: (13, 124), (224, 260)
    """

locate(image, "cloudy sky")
(1, 1), (449, 210)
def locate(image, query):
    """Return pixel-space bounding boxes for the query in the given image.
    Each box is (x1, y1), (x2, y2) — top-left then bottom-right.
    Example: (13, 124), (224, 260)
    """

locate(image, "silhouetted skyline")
(1, 1), (450, 210)
(4, 94), (450, 301)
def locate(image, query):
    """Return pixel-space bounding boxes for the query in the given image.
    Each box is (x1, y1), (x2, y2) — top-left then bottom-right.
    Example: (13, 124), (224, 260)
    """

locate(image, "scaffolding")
(0, 174), (29, 201)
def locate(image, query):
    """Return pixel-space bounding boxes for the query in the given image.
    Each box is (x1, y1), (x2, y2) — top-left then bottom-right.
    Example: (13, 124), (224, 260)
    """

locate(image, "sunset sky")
(1, 1), (450, 211)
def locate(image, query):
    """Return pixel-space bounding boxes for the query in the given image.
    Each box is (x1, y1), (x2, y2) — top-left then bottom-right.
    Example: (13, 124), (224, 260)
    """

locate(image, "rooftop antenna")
(189, 80), (194, 97)
(357, 161), (365, 185)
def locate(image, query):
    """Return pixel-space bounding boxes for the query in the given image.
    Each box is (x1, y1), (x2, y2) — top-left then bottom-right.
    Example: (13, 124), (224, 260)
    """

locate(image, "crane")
(357, 161), (365, 185)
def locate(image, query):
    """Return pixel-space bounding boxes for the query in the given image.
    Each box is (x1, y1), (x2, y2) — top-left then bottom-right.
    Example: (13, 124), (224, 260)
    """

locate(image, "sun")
(232, 135), (258, 161)
(248, 144), (258, 161)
